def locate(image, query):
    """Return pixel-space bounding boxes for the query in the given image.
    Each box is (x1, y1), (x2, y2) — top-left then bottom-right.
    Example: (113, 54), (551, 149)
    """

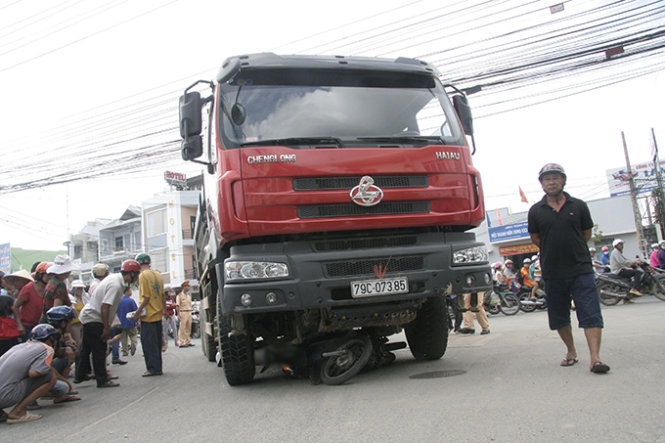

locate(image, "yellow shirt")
(138, 269), (164, 322)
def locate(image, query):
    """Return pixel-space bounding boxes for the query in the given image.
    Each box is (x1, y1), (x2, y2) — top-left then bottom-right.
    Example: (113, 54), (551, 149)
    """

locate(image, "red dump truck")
(179, 53), (491, 385)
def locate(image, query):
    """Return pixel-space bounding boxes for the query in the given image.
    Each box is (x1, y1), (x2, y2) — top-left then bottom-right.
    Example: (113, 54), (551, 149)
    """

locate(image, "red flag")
(519, 186), (528, 203)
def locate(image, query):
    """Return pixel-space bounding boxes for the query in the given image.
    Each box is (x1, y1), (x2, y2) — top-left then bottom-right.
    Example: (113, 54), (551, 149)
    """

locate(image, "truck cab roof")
(216, 53), (441, 84)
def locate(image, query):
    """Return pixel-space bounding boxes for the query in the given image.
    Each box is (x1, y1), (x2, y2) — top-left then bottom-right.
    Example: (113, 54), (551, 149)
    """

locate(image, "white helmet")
(589, 247), (596, 253)
(652, 243), (660, 249)
(612, 239), (624, 248)
(504, 259), (513, 265)
(531, 255), (538, 261)
(523, 258), (531, 265)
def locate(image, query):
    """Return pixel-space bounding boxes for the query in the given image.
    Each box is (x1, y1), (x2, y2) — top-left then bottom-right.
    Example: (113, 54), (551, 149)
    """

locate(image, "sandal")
(7, 412), (42, 424)
(590, 361), (610, 374)
(560, 356), (578, 367)
(142, 371), (163, 377)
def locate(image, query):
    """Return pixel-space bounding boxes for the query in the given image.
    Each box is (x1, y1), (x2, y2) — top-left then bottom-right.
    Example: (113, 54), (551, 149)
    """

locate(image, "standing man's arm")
(101, 303), (112, 341)
(583, 228), (591, 243)
(530, 233), (541, 248)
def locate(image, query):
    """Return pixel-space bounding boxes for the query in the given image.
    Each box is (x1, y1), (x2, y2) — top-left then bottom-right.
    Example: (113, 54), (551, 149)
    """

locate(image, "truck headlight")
(225, 261), (289, 281)
(452, 246), (488, 264)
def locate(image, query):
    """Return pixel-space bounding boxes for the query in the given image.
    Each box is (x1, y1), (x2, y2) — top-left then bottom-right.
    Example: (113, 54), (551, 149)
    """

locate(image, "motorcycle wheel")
(319, 334), (373, 386)
(652, 275), (665, 301)
(486, 298), (500, 315)
(498, 293), (520, 316)
(596, 280), (621, 306)
(519, 292), (537, 312)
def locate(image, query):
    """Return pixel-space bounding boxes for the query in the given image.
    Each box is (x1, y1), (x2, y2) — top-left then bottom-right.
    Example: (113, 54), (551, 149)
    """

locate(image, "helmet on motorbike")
(589, 247), (596, 253)
(531, 255), (538, 261)
(660, 241), (665, 248)
(612, 239), (624, 248)
(135, 253), (151, 265)
(492, 262), (503, 270)
(522, 258), (531, 265)
(46, 305), (76, 325)
(121, 259), (141, 273)
(538, 163), (567, 182)
(504, 259), (513, 265)
(602, 246), (609, 252)
(30, 324), (60, 341)
(652, 243), (660, 249)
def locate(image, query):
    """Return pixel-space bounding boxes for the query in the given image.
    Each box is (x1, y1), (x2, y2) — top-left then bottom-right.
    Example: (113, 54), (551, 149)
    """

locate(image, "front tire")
(518, 292), (537, 312)
(499, 293), (520, 316)
(218, 313), (256, 386)
(319, 334), (373, 385)
(596, 280), (621, 306)
(405, 296), (449, 360)
(650, 275), (665, 301)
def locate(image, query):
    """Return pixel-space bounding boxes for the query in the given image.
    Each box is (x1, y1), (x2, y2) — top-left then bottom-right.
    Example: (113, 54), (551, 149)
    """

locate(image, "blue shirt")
(117, 296), (138, 329)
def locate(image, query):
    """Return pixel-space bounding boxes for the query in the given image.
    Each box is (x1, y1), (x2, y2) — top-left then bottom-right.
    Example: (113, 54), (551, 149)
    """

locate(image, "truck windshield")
(219, 68), (466, 149)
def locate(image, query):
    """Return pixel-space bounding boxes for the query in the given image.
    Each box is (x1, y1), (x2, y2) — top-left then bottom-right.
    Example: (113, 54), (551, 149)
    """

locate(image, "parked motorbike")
(596, 263), (665, 305)
(190, 301), (201, 339)
(517, 282), (547, 313)
(485, 284), (520, 316)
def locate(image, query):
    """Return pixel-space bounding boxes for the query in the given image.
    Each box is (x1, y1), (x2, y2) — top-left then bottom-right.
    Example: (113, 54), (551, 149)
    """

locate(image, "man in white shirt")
(74, 260), (140, 388)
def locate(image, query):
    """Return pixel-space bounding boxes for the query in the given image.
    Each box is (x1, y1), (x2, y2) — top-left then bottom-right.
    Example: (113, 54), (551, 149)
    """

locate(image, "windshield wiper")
(356, 136), (445, 145)
(240, 137), (343, 148)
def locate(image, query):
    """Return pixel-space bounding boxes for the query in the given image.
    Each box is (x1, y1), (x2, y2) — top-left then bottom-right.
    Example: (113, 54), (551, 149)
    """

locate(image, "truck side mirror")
(182, 136), (203, 161)
(453, 95), (474, 136)
(179, 92), (203, 138)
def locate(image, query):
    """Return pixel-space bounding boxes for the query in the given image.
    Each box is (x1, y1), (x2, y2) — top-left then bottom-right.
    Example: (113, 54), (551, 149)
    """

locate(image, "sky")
(1, 0), (664, 252)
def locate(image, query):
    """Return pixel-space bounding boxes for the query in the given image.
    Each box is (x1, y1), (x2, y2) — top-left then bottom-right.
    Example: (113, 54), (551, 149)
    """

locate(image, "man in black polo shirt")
(527, 163), (609, 374)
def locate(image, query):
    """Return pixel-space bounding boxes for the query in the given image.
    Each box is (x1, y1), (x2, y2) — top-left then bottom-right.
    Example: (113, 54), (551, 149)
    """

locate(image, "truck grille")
(326, 256), (424, 277)
(298, 201), (429, 218)
(314, 234), (418, 251)
(294, 175), (428, 191)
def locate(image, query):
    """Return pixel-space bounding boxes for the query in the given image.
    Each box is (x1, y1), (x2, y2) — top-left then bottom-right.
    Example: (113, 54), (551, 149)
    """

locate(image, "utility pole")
(652, 128), (665, 240)
(622, 131), (646, 257)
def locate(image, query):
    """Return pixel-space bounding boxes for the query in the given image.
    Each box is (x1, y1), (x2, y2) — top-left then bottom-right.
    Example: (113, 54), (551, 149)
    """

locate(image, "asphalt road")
(4, 296), (665, 442)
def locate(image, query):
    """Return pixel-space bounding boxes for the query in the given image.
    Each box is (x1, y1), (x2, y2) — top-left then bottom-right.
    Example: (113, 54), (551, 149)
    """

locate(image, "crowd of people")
(0, 252), (195, 425)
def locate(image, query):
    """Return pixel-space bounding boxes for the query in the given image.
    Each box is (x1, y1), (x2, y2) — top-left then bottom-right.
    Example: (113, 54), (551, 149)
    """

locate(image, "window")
(146, 209), (166, 237)
(114, 236), (123, 252)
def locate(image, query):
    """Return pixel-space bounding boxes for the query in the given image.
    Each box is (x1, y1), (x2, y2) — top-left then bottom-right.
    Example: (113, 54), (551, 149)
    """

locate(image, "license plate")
(351, 277), (409, 297)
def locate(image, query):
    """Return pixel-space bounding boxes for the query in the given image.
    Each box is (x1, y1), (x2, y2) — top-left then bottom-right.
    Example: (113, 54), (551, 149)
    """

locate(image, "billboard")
(607, 160), (665, 197)
(488, 221), (530, 243)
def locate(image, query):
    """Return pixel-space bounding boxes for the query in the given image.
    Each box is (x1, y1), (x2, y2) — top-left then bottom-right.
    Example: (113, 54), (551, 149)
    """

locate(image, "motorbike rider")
(519, 258), (536, 299)
(609, 238), (644, 302)
(492, 262), (505, 286)
(590, 247), (607, 274)
(600, 245), (611, 268)
(658, 241), (665, 269)
(649, 243), (660, 268)
(502, 259), (519, 292)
